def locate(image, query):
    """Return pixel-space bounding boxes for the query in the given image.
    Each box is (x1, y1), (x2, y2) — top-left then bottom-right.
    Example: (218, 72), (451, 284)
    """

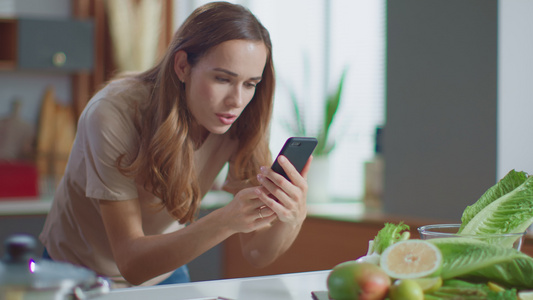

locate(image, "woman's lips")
(216, 113), (237, 125)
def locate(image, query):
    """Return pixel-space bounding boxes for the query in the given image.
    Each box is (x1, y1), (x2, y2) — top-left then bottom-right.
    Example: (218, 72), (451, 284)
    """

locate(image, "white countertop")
(0, 192), (235, 216)
(93, 270), (330, 300)
(0, 197), (53, 216)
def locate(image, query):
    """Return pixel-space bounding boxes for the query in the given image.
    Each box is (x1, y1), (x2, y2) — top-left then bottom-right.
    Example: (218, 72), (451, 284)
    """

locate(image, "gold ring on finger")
(258, 205), (266, 219)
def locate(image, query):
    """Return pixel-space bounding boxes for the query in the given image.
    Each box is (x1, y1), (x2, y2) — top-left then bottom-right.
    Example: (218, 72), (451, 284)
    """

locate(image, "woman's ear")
(173, 50), (190, 83)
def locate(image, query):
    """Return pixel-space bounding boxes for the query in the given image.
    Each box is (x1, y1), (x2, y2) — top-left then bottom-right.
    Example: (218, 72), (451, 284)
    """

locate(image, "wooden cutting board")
(36, 86), (76, 188)
(36, 86), (56, 178)
(0, 99), (34, 160)
(53, 101), (76, 184)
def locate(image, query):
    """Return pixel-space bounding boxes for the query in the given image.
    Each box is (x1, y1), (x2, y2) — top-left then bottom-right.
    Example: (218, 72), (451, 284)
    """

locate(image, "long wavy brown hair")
(117, 2), (275, 224)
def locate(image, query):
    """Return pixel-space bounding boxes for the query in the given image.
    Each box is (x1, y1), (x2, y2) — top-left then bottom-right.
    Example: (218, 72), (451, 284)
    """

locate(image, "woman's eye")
(245, 82), (258, 88)
(216, 77), (230, 83)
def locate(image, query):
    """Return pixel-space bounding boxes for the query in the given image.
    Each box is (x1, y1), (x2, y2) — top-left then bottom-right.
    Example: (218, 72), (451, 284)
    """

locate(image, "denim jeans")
(156, 265), (190, 285)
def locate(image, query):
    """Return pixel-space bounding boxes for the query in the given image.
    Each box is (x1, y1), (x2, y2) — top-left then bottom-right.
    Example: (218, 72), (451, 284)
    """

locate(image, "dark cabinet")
(0, 18), (93, 72)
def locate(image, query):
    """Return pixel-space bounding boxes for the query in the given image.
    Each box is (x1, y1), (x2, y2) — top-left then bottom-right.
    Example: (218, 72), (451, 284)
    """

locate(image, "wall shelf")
(0, 17), (94, 72)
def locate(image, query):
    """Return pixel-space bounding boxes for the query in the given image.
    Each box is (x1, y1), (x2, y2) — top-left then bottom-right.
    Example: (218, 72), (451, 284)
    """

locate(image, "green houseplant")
(282, 67), (348, 203)
(284, 67), (348, 157)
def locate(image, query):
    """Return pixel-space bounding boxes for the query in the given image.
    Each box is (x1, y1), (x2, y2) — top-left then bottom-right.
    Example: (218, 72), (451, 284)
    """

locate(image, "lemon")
(389, 279), (424, 300)
(380, 240), (442, 279)
(412, 276), (442, 293)
(487, 281), (506, 292)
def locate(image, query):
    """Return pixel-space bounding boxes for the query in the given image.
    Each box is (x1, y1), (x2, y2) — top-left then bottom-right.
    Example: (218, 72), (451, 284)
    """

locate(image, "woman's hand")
(255, 155), (313, 226)
(218, 187), (277, 234)
(227, 155), (313, 267)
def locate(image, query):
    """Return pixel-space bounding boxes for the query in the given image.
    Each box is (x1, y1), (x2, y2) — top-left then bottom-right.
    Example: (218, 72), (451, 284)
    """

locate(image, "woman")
(39, 1), (312, 287)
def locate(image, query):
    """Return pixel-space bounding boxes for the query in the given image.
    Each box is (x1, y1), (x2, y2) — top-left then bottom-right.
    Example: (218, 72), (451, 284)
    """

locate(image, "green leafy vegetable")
(371, 222), (410, 255)
(428, 238), (533, 289)
(459, 174), (533, 242)
(459, 170), (528, 233)
(424, 279), (518, 300)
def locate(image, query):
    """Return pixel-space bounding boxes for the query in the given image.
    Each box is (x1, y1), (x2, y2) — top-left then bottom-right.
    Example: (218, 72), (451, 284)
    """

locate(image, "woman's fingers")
(254, 155), (312, 224)
(225, 187), (278, 232)
(273, 156), (300, 185)
(300, 155), (314, 179)
(256, 204), (275, 219)
(257, 162), (304, 206)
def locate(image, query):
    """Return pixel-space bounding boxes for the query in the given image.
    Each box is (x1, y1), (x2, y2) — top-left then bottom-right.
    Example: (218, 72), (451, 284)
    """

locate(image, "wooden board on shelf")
(36, 87), (56, 179)
(35, 86), (76, 189)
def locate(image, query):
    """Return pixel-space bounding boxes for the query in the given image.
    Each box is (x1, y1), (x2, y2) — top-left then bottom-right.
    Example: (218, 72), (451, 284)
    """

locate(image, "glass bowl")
(417, 224), (526, 251)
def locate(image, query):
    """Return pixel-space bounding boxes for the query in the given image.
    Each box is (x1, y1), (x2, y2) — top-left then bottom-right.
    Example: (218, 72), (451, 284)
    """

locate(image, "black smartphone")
(271, 137), (318, 181)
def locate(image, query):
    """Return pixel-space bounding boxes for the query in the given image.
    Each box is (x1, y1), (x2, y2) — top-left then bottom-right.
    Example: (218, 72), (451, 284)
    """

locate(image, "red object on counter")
(0, 162), (39, 199)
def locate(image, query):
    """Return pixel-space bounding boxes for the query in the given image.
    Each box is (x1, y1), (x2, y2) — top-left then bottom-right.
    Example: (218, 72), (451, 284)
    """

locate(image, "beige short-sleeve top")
(39, 78), (239, 286)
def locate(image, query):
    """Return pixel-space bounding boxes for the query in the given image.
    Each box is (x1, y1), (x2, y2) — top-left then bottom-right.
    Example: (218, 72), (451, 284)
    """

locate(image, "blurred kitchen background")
(1, 0), (533, 282)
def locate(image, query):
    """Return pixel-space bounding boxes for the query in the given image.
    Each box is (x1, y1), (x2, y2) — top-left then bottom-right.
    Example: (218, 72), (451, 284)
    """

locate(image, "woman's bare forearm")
(239, 216), (304, 268)
(111, 208), (234, 285)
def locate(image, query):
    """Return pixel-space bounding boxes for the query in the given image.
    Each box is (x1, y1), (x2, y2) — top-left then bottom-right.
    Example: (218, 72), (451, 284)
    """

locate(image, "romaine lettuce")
(459, 174), (533, 243)
(429, 238), (533, 289)
(459, 170), (528, 233)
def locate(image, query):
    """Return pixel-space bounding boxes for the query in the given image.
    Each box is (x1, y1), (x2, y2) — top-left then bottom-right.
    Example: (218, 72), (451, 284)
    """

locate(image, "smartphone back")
(272, 137), (318, 180)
